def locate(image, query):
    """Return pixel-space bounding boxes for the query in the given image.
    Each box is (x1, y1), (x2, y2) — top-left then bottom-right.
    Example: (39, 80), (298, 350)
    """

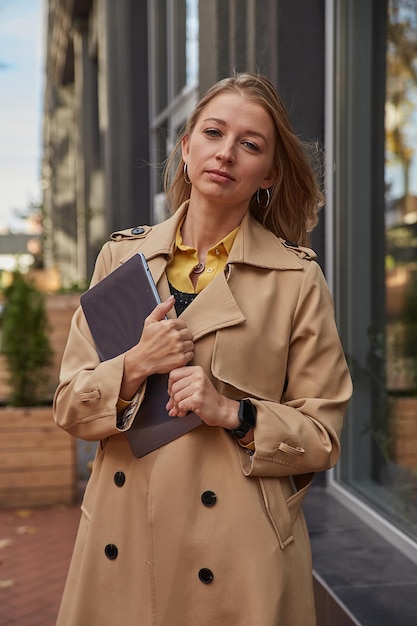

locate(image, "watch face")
(229, 400), (257, 439)
(239, 400), (256, 428)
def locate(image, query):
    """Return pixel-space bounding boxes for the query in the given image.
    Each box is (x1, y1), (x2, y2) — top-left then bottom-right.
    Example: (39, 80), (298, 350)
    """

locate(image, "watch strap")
(228, 399), (257, 439)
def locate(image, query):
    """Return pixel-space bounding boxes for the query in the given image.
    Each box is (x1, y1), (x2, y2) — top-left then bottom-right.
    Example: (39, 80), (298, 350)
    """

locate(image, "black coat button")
(198, 568), (214, 584)
(104, 544), (118, 560)
(114, 471), (126, 487)
(201, 491), (217, 507)
(131, 227), (145, 235)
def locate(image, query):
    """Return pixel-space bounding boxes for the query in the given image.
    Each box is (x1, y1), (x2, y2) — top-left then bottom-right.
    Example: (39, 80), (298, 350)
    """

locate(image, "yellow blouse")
(166, 221), (239, 294)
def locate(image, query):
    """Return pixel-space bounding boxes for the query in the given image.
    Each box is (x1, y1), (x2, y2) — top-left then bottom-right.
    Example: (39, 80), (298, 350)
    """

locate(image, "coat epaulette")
(110, 225), (152, 242)
(280, 238), (317, 261)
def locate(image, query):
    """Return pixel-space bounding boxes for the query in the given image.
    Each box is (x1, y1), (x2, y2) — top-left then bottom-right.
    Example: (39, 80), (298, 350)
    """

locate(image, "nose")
(216, 139), (235, 163)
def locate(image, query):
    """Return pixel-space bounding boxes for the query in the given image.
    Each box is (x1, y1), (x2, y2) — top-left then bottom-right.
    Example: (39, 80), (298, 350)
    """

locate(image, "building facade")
(42, 0), (417, 623)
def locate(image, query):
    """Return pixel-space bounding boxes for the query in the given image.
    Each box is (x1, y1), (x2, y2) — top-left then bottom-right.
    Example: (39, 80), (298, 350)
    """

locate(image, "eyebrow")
(202, 117), (268, 143)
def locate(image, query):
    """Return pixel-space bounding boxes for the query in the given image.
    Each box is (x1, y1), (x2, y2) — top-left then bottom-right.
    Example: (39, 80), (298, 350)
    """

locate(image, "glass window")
(148, 0), (199, 219)
(186, 0), (199, 86)
(384, 0), (417, 538)
(332, 0), (417, 552)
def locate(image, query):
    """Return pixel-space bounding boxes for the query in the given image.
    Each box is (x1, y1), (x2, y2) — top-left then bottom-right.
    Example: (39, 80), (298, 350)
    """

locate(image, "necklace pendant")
(192, 262), (205, 274)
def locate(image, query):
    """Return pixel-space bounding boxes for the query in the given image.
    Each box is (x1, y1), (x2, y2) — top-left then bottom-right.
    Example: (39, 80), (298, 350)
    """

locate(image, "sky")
(0, 0), (44, 233)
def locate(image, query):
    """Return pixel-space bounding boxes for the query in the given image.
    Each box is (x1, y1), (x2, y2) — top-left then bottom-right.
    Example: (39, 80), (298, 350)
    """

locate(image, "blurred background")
(1, 1), (417, 624)
(0, 0), (44, 268)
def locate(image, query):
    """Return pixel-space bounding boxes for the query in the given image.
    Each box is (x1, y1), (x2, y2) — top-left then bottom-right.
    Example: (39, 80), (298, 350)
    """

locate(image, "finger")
(168, 367), (191, 389)
(166, 394), (182, 417)
(168, 399), (188, 418)
(183, 340), (194, 354)
(183, 350), (194, 365)
(179, 327), (194, 341)
(146, 296), (175, 322)
(170, 377), (202, 411)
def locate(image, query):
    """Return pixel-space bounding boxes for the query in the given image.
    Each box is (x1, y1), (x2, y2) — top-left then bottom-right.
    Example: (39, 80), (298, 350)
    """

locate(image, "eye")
(204, 128), (222, 137)
(242, 140), (260, 152)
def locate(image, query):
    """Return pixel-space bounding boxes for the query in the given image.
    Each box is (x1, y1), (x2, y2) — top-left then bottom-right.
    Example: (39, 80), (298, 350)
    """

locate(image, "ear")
(181, 135), (190, 161)
(260, 166), (277, 190)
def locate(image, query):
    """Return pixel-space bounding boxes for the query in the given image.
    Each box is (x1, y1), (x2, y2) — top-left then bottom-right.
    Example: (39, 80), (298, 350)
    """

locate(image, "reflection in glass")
(384, 0), (417, 539)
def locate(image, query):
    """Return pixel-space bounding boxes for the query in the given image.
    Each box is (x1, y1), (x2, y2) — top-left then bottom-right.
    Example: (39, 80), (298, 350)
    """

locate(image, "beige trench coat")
(54, 204), (352, 626)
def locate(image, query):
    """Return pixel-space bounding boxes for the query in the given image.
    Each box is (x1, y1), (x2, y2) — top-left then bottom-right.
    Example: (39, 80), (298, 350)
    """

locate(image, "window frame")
(147, 0), (199, 222)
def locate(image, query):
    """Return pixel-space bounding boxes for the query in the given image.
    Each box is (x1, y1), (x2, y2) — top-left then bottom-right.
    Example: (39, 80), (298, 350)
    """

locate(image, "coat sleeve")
(53, 242), (145, 441)
(239, 261), (352, 478)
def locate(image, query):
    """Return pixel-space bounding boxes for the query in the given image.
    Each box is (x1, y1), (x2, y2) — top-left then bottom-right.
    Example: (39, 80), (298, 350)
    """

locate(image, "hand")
(166, 365), (240, 429)
(120, 296), (194, 399)
(139, 296), (194, 374)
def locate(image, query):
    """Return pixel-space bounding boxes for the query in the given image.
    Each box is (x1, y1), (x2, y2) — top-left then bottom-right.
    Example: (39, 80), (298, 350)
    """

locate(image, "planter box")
(0, 406), (76, 508)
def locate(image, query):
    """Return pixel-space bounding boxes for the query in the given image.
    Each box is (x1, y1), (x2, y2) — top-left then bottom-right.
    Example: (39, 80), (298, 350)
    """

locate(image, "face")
(182, 92), (277, 214)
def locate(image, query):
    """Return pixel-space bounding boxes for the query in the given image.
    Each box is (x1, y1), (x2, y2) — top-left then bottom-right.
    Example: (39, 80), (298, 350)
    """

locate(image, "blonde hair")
(163, 73), (323, 246)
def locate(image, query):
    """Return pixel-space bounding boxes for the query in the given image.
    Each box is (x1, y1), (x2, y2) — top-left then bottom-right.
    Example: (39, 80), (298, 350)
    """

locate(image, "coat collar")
(115, 203), (312, 338)
(120, 201), (309, 272)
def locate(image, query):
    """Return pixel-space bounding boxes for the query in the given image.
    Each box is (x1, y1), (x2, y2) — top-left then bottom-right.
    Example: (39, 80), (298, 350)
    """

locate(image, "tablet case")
(80, 252), (201, 457)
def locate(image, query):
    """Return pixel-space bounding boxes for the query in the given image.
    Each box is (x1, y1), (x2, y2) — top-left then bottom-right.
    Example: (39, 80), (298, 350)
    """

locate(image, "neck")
(182, 195), (247, 254)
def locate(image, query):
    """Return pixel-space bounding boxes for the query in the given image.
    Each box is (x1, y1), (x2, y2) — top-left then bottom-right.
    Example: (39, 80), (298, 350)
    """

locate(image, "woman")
(54, 73), (352, 626)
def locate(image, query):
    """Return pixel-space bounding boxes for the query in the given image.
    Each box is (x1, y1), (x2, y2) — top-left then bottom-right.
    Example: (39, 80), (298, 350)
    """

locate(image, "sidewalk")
(0, 503), (81, 625)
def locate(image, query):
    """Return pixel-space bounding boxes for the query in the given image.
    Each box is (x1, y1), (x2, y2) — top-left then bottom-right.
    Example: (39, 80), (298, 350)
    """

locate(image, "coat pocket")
(258, 476), (294, 549)
(287, 473), (314, 524)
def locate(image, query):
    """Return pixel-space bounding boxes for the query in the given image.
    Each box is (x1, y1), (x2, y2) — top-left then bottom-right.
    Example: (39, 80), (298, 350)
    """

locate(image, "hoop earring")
(256, 187), (271, 209)
(183, 162), (191, 184)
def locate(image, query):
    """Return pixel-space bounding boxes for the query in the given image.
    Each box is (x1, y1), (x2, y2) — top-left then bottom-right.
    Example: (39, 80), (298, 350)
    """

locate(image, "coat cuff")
(116, 382), (147, 431)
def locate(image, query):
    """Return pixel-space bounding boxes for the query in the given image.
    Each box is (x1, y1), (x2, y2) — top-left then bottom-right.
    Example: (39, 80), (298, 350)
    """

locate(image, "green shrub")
(1, 270), (54, 406)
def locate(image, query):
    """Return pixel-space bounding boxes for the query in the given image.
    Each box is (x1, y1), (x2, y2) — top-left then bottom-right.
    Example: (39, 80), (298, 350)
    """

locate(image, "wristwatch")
(228, 399), (257, 439)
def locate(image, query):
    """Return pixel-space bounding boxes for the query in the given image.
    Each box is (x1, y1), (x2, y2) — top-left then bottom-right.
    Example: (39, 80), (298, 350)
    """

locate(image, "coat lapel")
(179, 271), (245, 340)
(114, 203), (306, 341)
(144, 261), (246, 341)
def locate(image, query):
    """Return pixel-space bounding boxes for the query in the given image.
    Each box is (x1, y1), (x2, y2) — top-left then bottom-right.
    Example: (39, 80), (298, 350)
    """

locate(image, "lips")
(206, 169), (235, 182)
